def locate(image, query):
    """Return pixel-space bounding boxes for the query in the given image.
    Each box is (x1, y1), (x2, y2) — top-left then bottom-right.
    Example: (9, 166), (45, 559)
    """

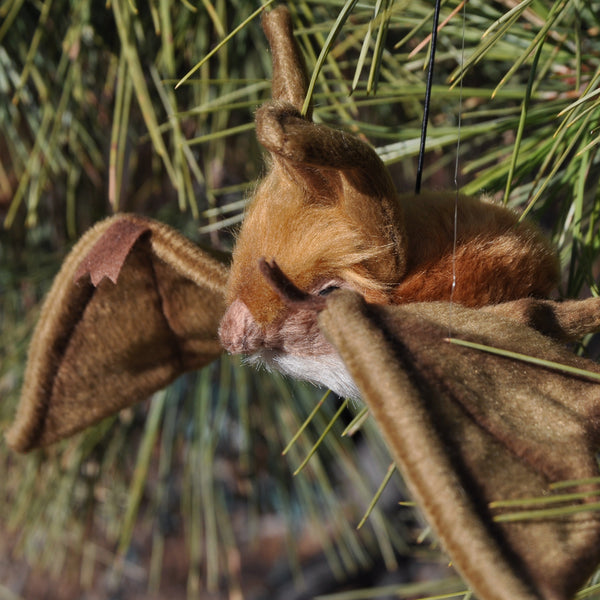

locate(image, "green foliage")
(2, 0), (600, 598)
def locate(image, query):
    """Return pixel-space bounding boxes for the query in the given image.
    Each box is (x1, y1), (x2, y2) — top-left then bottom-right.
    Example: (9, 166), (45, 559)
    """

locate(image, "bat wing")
(319, 291), (600, 600)
(7, 215), (228, 452)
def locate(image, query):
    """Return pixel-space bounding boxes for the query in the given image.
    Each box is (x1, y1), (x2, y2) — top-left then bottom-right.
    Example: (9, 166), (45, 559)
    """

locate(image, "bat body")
(218, 9), (558, 394)
(219, 173), (558, 398)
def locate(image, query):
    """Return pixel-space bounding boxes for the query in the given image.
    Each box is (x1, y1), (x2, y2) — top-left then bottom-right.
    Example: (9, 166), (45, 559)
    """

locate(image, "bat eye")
(317, 285), (340, 297)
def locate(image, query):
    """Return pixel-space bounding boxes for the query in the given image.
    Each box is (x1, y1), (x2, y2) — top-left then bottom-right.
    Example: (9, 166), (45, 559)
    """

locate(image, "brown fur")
(395, 192), (558, 305)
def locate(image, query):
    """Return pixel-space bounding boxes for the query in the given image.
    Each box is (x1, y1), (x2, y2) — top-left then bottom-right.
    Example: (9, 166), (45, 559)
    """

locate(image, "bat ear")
(255, 102), (397, 202)
(6, 215), (228, 452)
(258, 6), (397, 203)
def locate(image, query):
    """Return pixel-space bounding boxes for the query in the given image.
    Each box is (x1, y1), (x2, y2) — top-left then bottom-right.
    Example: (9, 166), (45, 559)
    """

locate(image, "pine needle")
(446, 338), (600, 382)
(293, 398), (349, 476)
(175, 1), (275, 89)
(282, 389), (330, 455)
(356, 462), (396, 529)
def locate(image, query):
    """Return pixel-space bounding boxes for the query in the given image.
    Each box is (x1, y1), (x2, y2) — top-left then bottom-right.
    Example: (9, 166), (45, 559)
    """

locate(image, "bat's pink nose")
(218, 299), (264, 354)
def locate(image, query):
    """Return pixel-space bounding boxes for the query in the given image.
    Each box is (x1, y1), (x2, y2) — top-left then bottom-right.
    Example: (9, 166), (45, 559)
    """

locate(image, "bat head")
(220, 255), (362, 398)
(218, 7), (406, 390)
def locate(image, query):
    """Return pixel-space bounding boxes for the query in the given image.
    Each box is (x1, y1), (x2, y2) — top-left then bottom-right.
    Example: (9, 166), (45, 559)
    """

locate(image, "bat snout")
(219, 298), (265, 354)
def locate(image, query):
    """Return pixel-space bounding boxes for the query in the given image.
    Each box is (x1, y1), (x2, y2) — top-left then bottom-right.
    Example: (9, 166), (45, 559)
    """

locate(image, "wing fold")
(7, 215), (228, 452)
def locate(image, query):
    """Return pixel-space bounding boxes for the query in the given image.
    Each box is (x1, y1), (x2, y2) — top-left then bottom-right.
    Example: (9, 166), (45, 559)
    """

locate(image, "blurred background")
(1, 0), (600, 598)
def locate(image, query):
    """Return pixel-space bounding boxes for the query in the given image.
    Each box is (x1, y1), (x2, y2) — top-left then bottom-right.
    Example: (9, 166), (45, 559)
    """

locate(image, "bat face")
(219, 294), (359, 398)
(219, 288), (361, 399)
(218, 168), (376, 398)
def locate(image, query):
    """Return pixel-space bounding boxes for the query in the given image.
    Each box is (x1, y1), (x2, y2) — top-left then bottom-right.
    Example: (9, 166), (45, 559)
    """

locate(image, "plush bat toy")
(7, 6), (600, 600)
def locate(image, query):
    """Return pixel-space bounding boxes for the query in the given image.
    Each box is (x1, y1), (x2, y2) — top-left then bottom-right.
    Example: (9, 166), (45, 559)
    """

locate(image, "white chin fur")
(245, 351), (361, 400)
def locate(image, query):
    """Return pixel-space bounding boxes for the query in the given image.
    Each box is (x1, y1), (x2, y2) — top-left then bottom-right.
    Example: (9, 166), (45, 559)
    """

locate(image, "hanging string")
(415, 0), (442, 194)
(413, 1), (467, 332)
(448, 0), (468, 337)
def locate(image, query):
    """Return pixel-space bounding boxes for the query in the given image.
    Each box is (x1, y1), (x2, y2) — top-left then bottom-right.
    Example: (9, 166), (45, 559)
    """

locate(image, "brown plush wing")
(486, 296), (600, 342)
(319, 291), (600, 600)
(7, 214), (228, 452)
